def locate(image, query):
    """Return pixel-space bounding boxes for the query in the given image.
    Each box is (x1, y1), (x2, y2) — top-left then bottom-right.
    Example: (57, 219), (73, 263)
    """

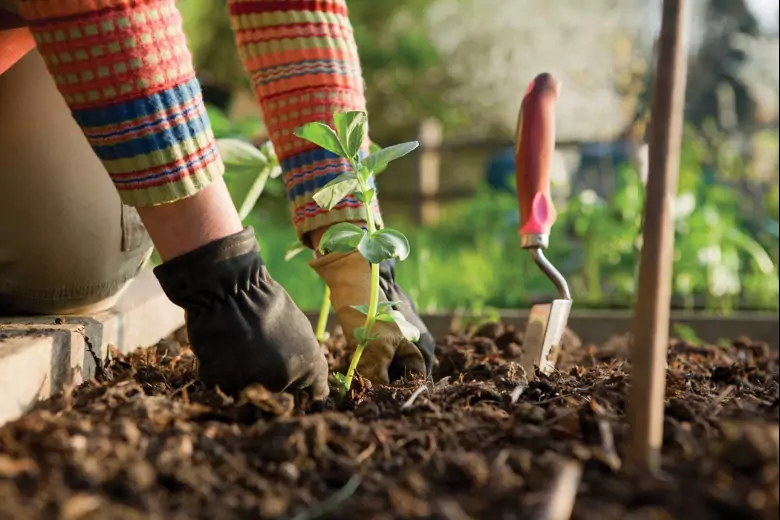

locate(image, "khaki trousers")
(0, 50), (153, 315)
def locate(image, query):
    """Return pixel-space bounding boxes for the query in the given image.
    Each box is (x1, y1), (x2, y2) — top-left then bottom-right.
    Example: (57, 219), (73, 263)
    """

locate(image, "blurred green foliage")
(345, 1), (467, 142)
(213, 105), (779, 313)
(178, 0), (466, 142)
(177, 0), (778, 314)
(178, 1), (246, 91)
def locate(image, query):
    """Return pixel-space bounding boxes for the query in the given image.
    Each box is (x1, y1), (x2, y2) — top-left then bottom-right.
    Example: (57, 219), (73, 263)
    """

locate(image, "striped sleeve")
(16, 0), (224, 207)
(228, 0), (383, 241)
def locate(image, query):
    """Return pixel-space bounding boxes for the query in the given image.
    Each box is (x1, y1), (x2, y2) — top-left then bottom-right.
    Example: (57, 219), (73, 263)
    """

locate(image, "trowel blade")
(521, 298), (573, 377)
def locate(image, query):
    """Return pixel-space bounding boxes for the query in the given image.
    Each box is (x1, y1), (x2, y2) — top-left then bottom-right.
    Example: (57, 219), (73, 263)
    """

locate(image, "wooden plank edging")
(0, 269), (185, 427)
(304, 309), (780, 349)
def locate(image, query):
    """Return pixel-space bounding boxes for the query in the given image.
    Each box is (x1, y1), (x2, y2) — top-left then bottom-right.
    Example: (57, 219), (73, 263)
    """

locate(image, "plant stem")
(344, 261), (380, 390)
(344, 343), (365, 391)
(238, 166), (271, 222)
(353, 159), (378, 235)
(315, 286), (331, 342)
(343, 162), (381, 392)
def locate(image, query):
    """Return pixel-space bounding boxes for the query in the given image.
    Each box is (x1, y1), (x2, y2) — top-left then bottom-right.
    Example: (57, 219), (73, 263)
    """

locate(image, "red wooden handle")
(515, 73), (560, 238)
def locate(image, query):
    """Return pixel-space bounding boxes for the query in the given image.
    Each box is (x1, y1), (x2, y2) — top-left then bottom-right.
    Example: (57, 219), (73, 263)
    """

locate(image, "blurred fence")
(402, 118), (643, 226)
(390, 118), (778, 227)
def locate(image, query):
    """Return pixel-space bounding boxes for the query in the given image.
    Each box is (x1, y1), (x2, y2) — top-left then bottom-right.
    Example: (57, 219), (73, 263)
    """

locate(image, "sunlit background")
(177, 0), (779, 314)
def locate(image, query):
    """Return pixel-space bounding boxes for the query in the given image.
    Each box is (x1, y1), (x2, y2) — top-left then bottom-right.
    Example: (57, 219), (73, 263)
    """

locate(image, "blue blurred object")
(485, 140), (638, 195)
(486, 147), (517, 193)
(576, 141), (632, 175)
(579, 141), (631, 160)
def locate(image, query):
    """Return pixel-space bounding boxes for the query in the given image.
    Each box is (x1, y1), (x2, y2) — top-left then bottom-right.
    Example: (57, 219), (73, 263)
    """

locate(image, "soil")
(0, 323), (777, 520)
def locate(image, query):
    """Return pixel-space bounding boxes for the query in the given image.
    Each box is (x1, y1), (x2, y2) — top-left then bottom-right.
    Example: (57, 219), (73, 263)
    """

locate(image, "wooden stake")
(626, 0), (689, 475)
(417, 118), (442, 226)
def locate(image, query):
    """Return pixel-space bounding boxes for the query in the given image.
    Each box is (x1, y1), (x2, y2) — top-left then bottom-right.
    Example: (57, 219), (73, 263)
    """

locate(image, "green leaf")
(218, 140), (278, 220)
(284, 241), (307, 261)
(334, 111), (367, 160)
(294, 122), (345, 157)
(363, 141), (419, 175)
(268, 165), (283, 179)
(354, 188), (375, 204)
(725, 227), (775, 274)
(207, 106), (233, 138)
(350, 301), (402, 315)
(368, 141), (383, 155)
(312, 173), (360, 210)
(354, 326), (367, 343)
(357, 229), (411, 263)
(258, 141), (283, 179)
(216, 138), (268, 168)
(353, 326), (380, 344)
(396, 319), (421, 343)
(357, 163), (372, 183)
(237, 168), (271, 221)
(333, 372), (349, 394)
(319, 222), (367, 254)
(376, 310), (421, 343)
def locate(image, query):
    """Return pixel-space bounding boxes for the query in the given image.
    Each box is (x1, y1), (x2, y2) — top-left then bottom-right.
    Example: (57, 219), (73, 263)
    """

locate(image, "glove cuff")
(309, 250), (380, 312)
(153, 226), (264, 307)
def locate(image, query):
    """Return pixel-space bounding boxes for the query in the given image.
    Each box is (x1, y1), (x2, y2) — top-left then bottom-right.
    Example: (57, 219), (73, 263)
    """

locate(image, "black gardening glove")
(378, 258), (436, 381)
(153, 227), (329, 400)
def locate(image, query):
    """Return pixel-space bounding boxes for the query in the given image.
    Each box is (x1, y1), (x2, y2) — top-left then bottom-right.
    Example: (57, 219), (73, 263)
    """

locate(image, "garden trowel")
(515, 73), (573, 377)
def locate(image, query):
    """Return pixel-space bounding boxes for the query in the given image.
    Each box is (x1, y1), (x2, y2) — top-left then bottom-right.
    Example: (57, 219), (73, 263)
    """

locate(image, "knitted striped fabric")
(228, 0), (383, 239)
(17, 0), (223, 207)
(18, 0), (382, 240)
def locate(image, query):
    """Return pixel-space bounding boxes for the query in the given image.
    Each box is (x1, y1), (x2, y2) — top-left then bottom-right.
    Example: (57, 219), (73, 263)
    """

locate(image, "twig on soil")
(170, 380), (195, 400)
(592, 400), (622, 472)
(355, 443), (376, 465)
(712, 386), (735, 408)
(402, 385), (429, 409)
(289, 475), (362, 520)
(436, 498), (475, 520)
(181, 385), (191, 406)
(510, 382), (528, 404)
(435, 376), (451, 390)
(168, 349), (193, 369)
(535, 460), (582, 520)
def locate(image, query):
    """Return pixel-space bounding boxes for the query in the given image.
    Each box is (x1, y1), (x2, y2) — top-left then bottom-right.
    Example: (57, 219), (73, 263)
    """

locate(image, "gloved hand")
(154, 227), (329, 400)
(310, 251), (435, 385)
(378, 257), (436, 380)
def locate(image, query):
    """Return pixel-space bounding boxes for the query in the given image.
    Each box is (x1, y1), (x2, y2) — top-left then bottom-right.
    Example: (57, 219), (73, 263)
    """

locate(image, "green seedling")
(216, 138), (282, 221)
(316, 285), (332, 342)
(295, 111), (420, 393)
(284, 242), (332, 342)
(671, 323), (703, 345)
(284, 141), (387, 344)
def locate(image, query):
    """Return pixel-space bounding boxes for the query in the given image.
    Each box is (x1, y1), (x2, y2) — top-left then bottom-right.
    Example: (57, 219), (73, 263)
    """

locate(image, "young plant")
(216, 138), (282, 221)
(283, 141), (387, 344)
(294, 111), (420, 392)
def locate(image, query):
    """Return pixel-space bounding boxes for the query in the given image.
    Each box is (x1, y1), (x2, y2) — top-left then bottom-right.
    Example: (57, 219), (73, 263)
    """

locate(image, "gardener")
(0, 0), (435, 400)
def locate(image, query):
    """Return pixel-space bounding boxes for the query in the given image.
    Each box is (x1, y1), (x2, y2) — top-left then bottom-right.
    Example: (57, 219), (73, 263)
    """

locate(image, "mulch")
(0, 322), (777, 520)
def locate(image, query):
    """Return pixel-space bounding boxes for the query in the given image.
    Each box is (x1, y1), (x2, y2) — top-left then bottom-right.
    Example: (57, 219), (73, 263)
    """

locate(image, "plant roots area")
(0, 325), (777, 520)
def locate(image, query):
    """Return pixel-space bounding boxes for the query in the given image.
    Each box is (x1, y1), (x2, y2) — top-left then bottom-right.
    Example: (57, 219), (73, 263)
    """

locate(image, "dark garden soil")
(0, 323), (777, 520)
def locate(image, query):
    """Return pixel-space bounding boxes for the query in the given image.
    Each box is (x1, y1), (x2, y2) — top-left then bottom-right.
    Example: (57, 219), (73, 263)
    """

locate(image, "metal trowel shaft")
(514, 72), (572, 376)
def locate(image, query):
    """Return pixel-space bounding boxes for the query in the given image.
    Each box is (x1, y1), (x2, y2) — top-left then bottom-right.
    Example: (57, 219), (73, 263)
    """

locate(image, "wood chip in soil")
(0, 323), (777, 520)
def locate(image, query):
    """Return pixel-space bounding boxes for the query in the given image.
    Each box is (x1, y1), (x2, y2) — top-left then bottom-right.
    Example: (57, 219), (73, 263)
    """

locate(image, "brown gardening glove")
(154, 227), (329, 400)
(378, 257), (436, 379)
(310, 251), (433, 385)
